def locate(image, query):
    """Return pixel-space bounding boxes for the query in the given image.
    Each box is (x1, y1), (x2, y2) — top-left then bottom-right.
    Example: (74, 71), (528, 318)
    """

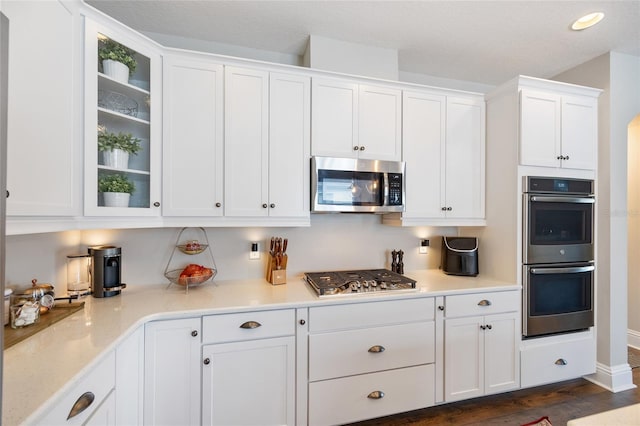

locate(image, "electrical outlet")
(419, 239), (429, 254)
(249, 242), (260, 260)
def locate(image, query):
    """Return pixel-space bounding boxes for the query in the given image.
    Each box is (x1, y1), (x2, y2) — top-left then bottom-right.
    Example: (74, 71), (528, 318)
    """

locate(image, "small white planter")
(103, 192), (130, 208)
(103, 149), (130, 169)
(102, 59), (130, 84)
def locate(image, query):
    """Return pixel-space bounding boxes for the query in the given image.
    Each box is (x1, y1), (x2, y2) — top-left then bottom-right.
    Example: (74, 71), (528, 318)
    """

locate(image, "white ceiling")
(86, 0), (640, 86)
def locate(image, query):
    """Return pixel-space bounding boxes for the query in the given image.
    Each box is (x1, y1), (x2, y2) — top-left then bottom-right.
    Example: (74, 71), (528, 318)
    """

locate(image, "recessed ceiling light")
(571, 12), (605, 31)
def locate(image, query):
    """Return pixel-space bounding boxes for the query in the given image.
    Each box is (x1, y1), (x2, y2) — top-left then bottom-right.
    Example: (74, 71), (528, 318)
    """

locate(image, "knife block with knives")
(267, 236), (288, 285)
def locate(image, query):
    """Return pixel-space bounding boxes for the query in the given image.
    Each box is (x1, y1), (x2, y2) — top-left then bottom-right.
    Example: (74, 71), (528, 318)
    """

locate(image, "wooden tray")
(4, 301), (85, 349)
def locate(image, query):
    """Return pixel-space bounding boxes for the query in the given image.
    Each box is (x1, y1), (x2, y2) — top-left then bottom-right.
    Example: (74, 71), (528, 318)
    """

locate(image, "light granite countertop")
(2, 269), (518, 425)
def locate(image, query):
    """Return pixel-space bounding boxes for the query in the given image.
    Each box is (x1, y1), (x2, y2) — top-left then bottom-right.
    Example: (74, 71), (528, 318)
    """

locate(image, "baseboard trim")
(628, 329), (640, 349)
(584, 362), (636, 392)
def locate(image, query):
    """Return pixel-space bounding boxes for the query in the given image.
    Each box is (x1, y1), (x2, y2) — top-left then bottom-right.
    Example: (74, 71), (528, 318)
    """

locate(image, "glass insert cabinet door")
(83, 18), (161, 216)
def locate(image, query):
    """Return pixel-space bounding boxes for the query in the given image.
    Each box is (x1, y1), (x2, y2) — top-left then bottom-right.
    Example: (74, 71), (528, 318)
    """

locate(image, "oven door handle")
(530, 265), (595, 275)
(529, 196), (595, 204)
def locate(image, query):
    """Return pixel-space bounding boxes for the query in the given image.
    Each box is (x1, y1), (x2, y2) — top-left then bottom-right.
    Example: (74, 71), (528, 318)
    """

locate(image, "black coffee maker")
(89, 245), (126, 297)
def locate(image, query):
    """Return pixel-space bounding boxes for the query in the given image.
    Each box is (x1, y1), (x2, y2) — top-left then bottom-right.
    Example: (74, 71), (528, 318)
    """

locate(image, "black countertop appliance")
(441, 237), (479, 276)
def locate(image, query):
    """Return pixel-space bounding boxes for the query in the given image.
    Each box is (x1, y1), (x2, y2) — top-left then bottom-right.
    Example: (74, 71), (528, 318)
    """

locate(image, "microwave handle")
(529, 196), (595, 204)
(530, 265), (595, 275)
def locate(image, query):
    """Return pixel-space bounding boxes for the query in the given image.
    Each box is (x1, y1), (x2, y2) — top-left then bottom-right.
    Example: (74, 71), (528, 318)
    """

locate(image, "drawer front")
(309, 297), (434, 332)
(309, 364), (435, 426)
(521, 335), (596, 388)
(202, 309), (295, 344)
(310, 321), (435, 381)
(32, 351), (116, 425)
(445, 291), (519, 318)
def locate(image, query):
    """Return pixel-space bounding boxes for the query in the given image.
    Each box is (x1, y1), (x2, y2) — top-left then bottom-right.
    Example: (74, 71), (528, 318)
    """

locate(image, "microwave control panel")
(388, 173), (403, 205)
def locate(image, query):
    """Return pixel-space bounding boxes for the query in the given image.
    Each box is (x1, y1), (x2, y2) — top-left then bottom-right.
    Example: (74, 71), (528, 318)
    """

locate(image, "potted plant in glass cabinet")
(98, 173), (135, 207)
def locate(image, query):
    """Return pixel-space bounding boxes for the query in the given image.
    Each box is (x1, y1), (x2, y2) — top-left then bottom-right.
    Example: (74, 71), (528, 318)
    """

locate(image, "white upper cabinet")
(312, 78), (401, 161)
(389, 90), (485, 226)
(162, 55), (223, 216)
(520, 88), (598, 170)
(3, 0), (81, 216)
(401, 91), (446, 219)
(268, 72), (311, 218)
(224, 66), (270, 217)
(84, 18), (162, 216)
(444, 96), (485, 219)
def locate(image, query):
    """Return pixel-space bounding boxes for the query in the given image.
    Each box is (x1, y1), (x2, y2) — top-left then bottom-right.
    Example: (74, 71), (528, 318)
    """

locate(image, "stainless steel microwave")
(311, 156), (405, 213)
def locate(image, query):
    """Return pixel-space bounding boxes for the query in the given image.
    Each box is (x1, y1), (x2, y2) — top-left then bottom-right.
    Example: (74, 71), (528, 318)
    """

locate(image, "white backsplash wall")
(4, 215), (457, 291)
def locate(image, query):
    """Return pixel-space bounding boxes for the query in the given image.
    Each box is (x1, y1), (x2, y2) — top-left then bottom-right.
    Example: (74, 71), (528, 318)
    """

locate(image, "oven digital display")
(554, 180), (569, 192)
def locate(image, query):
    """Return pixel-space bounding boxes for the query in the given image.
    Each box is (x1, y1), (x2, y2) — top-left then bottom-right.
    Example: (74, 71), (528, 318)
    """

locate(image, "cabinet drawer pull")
(367, 390), (385, 399)
(477, 299), (492, 306)
(368, 345), (385, 353)
(67, 391), (95, 420)
(555, 358), (568, 366)
(239, 320), (262, 329)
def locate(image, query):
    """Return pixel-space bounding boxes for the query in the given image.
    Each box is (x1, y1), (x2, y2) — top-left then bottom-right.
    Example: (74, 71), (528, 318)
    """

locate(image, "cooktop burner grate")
(304, 269), (417, 297)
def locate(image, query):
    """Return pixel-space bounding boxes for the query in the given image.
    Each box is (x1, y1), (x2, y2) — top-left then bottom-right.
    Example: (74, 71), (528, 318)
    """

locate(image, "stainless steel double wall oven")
(522, 176), (595, 338)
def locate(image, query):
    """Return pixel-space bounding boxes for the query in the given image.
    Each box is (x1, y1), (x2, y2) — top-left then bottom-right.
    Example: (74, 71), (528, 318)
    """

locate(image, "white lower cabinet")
(444, 291), (520, 402)
(115, 326), (144, 425)
(307, 298), (436, 425)
(309, 364), (435, 426)
(144, 318), (202, 426)
(32, 351), (116, 425)
(521, 330), (596, 388)
(201, 309), (296, 425)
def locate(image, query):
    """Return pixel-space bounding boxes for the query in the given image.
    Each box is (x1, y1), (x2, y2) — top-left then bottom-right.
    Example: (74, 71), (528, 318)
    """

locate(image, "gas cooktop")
(304, 269), (417, 297)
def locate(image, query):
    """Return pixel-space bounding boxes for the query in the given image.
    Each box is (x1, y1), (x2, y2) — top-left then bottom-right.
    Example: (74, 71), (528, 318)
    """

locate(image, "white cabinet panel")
(308, 364), (435, 426)
(115, 326), (144, 425)
(144, 318), (201, 426)
(32, 351), (116, 425)
(309, 321), (435, 381)
(311, 78), (358, 158)
(224, 66), (269, 217)
(520, 90), (562, 168)
(520, 88), (598, 170)
(561, 95), (598, 170)
(358, 84), (402, 161)
(268, 72), (311, 218)
(445, 96), (485, 218)
(202, 336), (295, 426)
(401, 91), (446, 219)
(3, 0), (80, 216)
(163, 55), (223, 216)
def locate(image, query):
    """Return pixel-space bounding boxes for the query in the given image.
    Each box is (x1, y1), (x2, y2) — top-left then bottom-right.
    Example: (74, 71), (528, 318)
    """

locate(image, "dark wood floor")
(350, 348), (640, 426)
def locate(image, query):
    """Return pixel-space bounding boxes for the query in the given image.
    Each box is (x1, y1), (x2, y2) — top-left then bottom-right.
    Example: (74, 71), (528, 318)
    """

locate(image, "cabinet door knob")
(480, 325), (486, 330)
(477, 299), (492, 306)
(270, 203), (275, 208)
(441, 207), (447, 211)
(486, 324), (492, 330)
(203, 358), (211, 365)
(565, 155), (570, 160)
(557, 155), (563, 160)
(299, 319), (306, 325)
(555, 358), (568, 366)
(353, 146), (360, 151)
(153, 201), (160, 207)
(367, 390), (385, 399)
(67, 391), (95, 420)
(447, 207), (452, 211)
(240, 320), (262, 329)
(215, 202), (222, 207)
(438, 305), (445, 311)
(368, 345), (385, 353)
(262, 203), (268, 208)
(359, 146), (365, 151)
(191, 330), (198, 337)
